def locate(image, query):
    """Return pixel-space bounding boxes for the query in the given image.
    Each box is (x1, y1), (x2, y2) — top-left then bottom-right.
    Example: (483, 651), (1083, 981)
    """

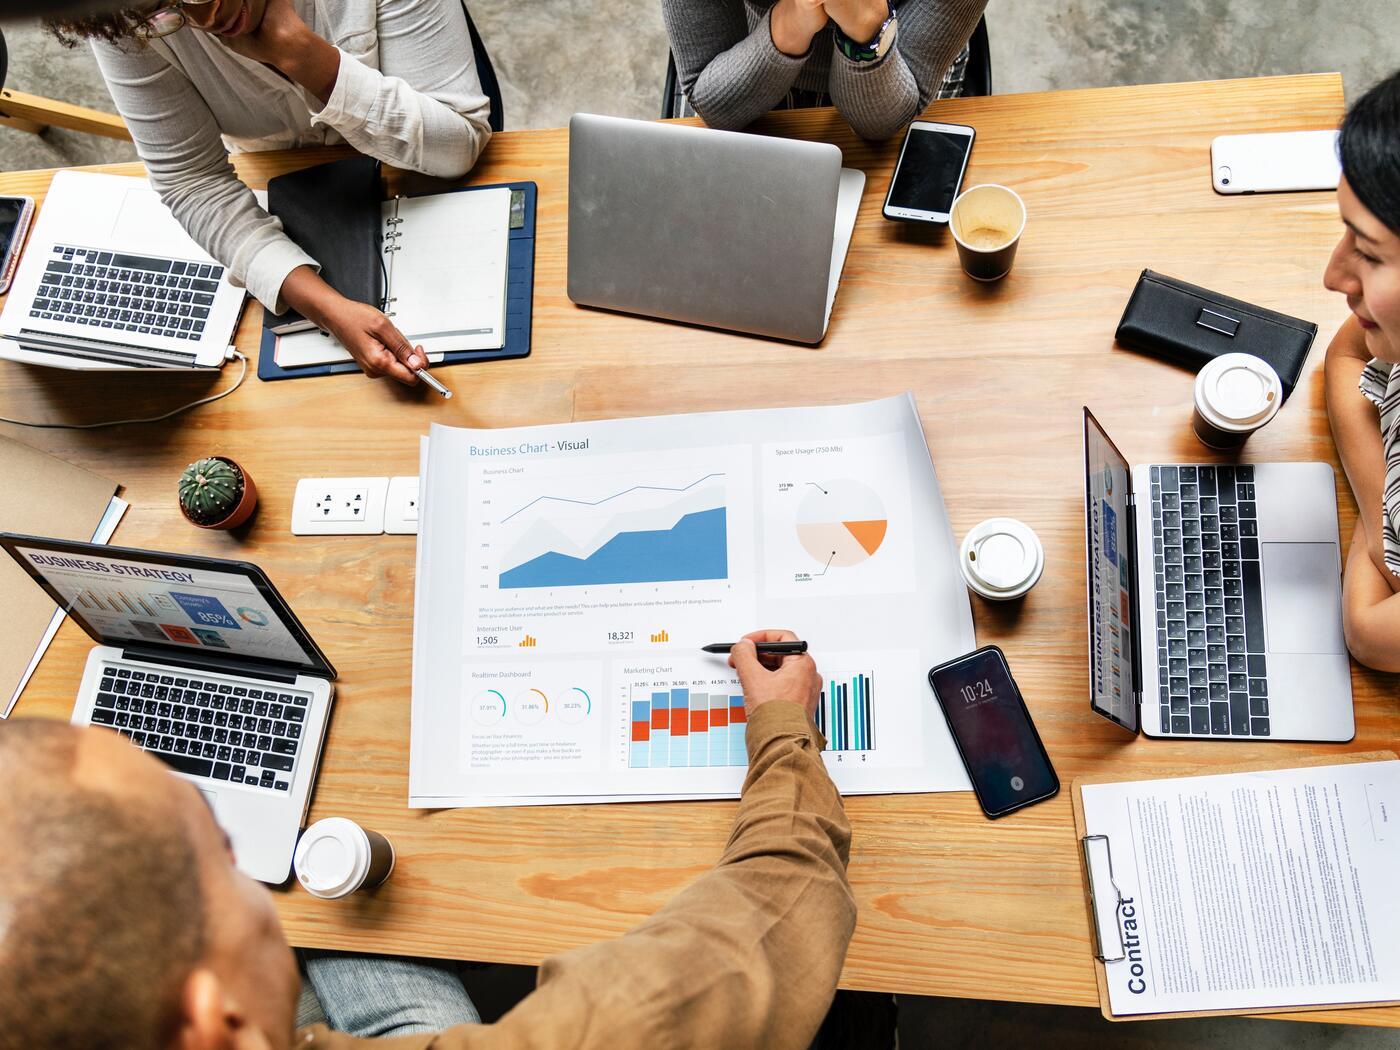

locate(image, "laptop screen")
(1083, 410), (1138, 733)
(3, 537), (333, 677)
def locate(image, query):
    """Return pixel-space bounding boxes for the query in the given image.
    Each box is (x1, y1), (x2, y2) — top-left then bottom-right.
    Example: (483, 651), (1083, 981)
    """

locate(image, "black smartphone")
(0, 195), (34, 296)
(927, 645), (1059, 818)
(882, 120), (975, 225)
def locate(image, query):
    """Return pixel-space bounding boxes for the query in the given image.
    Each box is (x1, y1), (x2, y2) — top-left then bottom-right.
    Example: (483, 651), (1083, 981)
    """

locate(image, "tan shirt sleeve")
(303, 701), (855, 1050)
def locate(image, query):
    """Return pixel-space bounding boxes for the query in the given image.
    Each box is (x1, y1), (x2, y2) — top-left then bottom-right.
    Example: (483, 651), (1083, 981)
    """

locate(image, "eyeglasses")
(132, 0), (220, 40)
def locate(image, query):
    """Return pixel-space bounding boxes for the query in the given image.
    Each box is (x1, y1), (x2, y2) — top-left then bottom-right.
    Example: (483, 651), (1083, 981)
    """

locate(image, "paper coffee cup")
(959, 518), (1045, 600)
(1192, 353), (1282, 450)
(950, 185), (1026, 281)
(294, 817), (395, 899)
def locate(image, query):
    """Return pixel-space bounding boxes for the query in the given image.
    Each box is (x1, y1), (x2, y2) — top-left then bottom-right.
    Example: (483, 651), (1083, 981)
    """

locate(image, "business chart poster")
(410, 394), (974, 806)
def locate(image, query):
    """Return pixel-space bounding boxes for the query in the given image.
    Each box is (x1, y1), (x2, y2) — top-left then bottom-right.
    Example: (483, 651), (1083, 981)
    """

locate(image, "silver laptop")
(2, 534), (336, 884)
(1083, 408), (1353, 742)
(567, 113), (865, 344)
(0, 170), (246, 371)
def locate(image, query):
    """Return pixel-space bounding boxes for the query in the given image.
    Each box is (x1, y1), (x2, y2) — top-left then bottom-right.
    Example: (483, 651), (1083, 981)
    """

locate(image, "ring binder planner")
(258, 181), (537, 381)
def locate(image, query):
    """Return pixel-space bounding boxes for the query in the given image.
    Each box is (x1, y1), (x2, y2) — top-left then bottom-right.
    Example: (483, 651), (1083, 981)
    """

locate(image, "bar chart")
(629, 686), (748, 768)
(814, 671), (875, 752)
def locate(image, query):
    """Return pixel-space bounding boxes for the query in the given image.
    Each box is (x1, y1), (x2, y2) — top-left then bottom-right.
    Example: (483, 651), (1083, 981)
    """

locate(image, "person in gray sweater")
(663, 0), (986, 140)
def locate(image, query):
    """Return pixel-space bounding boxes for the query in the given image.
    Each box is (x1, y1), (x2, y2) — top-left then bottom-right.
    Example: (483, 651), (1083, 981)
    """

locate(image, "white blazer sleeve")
(310, 0), (492, 179)
(91, 37), (318, 314)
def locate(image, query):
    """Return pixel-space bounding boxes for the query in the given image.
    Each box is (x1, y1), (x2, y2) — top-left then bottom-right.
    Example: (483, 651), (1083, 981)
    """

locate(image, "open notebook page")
(385, 186), (511, 354)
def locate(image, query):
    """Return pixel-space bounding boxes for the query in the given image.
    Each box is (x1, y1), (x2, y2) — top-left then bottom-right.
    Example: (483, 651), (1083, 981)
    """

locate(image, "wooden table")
(6, 73), (1389, 1025)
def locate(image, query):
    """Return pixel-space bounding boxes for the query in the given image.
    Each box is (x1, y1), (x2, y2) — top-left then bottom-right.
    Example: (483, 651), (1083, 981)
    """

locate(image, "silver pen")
(415, 367), (453, 399)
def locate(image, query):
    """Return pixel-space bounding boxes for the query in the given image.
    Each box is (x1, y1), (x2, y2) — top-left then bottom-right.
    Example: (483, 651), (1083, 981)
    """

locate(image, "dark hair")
(1340, 69), (1400, 235)
(0, 720), (206, 1050)
(46, 10), (147, 47)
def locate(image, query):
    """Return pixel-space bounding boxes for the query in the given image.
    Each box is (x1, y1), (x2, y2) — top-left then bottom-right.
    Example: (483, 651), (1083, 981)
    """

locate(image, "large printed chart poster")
(410, 394), (975, 806)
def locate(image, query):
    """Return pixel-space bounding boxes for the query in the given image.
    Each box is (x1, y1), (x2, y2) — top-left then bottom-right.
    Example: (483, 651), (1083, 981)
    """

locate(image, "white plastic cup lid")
(960, 518), (1045, 598)
(294, 818), (370, 899)
(1195, 353), (1282, 431)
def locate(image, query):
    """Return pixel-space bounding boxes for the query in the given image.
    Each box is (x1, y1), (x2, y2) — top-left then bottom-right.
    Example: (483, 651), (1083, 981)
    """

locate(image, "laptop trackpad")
(1262, 542), (1345, 655)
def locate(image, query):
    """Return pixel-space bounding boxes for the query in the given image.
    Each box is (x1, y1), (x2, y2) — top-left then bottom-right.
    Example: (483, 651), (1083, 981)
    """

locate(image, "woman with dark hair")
(49, 0), (492, 386)
(1324, 69), (1400, 671)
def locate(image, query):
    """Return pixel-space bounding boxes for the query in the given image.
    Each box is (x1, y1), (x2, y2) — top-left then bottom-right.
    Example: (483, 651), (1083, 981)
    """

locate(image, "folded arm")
(1344, 520), (1400, 672)
(827, 0), (986, 141)
(308, 0), (491, 179)
(664, 0), (809, 130)
(1326, 316), (1398, 583)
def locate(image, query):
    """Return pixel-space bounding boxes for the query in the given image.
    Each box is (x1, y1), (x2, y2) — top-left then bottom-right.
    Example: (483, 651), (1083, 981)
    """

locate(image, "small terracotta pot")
(181, 456), (258, 530)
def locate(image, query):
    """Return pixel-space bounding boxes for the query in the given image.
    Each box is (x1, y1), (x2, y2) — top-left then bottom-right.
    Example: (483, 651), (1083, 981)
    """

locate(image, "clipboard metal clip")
(1081, 834), (1127, 963)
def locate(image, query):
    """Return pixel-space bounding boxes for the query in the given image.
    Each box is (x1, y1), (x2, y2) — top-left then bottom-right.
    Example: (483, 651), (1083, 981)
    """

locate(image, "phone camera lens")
(1221, 177), (1230, 185)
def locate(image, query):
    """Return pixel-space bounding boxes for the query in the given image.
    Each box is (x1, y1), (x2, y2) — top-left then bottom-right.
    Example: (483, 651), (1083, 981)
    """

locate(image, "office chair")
(661, 14), (991, 120)
(0, 28), (131, 140)
(462, 4), (504, 133)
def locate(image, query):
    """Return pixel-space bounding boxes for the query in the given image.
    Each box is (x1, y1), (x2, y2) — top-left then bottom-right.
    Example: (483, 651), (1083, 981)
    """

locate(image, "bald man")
(0, 631), (855, 1050)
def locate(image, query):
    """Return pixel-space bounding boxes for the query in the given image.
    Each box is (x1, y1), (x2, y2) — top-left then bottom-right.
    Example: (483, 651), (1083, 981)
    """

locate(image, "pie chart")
(795, 479), (889, 567)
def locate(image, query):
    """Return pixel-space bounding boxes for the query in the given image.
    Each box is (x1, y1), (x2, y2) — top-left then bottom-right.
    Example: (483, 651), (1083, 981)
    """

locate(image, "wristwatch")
(834, 2), (898, 63)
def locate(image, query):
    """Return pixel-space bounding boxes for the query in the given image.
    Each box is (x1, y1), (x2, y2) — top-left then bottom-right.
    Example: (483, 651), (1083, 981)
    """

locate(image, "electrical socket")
(291, 477), (389, 536)
(385, 476), (420, 535)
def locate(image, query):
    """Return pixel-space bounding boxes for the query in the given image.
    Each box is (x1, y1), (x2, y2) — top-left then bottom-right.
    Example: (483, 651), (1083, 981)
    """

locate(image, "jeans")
(299, 950), (481, 1038)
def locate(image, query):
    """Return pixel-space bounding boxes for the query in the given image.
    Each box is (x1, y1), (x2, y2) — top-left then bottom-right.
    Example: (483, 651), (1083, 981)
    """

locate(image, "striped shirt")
(1359, 358), (1400, 578)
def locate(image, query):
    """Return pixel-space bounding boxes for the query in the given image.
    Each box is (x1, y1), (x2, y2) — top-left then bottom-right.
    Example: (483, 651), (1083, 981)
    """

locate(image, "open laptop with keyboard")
(1, 534), (336, 883)
(1082, 407), (1353, 742)
(0, 170), (246, 370)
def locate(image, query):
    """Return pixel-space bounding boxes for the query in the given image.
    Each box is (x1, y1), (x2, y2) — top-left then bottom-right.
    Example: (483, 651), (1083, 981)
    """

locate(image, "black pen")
(701, 641), (809, 655)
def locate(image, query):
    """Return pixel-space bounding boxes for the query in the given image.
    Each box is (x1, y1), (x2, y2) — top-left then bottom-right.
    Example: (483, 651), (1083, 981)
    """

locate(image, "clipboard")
(1072, 750), (1400, 1021)
(256, 180), (536, 382)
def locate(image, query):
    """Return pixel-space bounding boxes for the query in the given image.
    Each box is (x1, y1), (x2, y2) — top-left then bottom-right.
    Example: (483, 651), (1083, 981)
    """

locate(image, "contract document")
(1080, 759), (1400, 1018)
(410, 393), (975, 807)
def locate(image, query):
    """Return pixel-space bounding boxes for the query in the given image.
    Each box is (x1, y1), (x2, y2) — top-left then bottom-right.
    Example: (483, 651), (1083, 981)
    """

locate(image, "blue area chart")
(499, 506), (729, 589)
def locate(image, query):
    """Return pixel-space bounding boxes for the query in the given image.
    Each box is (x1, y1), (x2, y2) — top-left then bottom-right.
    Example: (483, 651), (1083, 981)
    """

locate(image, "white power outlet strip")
(385, 476), (420, 535)
(291, 477), (389, 535)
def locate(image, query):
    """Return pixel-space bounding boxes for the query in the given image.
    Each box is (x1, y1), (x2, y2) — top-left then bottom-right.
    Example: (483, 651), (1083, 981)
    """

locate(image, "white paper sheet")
(382, 187), (510, 354)
(409, 393), (976, 807)
(1081, 760), (1400, 1016)
(3, 496), (127, 717)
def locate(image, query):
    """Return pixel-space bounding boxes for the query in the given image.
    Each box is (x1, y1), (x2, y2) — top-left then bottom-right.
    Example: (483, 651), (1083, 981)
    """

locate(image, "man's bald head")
(0, 720), (205, 1050)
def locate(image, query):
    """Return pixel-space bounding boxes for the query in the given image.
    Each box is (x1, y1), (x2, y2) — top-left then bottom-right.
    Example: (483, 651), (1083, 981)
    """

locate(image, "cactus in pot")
(179, 456), (257, 530)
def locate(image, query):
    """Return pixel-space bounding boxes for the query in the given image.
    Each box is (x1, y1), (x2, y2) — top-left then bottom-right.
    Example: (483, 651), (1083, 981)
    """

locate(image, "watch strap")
(834, 2), (895, 62)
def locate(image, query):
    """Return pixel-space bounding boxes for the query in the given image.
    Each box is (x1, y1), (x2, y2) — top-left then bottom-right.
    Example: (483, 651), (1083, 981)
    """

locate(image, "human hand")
(823, 0), (890, 44)
(770, 0), (829, 57)
(729, 629), (821, 720)
(279, 267), (426, 385)
(215, 0), (309, 66)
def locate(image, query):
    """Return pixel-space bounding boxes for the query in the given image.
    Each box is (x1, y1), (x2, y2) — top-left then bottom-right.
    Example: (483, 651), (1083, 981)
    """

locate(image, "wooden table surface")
(6, 73), (1392, 1025)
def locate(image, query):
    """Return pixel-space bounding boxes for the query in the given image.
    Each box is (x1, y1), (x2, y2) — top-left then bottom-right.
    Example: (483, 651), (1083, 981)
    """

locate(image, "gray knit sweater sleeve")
(828, 0), (986, 140)
(663, 0), (986, 139)
(663, 1), (809, 131)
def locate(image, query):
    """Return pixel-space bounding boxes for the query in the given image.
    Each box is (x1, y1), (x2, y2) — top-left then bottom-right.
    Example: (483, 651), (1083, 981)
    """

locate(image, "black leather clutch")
(1114, 270), (1318, 400)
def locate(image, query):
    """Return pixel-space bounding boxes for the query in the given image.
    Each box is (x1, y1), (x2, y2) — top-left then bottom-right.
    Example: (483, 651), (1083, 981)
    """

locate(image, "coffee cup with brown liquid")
(950, 184), (1026, 281)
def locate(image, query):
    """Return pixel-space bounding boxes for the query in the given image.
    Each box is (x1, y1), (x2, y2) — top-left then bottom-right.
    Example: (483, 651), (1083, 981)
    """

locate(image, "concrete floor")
(3, 1), (1398, 1046)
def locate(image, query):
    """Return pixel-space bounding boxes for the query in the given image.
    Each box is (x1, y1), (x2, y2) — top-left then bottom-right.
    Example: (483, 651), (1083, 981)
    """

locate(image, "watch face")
(875, 11), (897, 58)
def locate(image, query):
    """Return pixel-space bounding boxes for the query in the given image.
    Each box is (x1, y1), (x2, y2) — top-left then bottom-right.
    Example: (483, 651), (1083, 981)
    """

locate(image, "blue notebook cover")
(257, 180), (536, 382)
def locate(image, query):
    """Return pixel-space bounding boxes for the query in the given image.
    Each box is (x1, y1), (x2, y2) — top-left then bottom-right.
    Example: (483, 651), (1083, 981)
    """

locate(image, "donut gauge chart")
(470, 686), (593, 727)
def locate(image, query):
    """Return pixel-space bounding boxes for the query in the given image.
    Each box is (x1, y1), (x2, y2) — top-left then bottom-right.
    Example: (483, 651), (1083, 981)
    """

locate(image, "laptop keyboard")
(1149, 465), (1269, 738)
(31, 244), (224, 341)
(89, 665), (309, 792)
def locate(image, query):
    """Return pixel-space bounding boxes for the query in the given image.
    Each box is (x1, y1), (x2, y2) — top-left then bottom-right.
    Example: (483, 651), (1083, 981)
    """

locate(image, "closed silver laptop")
(567, 113), (865, 344)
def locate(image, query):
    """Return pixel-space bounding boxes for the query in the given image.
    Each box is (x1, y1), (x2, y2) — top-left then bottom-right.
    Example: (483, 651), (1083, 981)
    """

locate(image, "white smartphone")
(1210, 130), (1340, 194)
(0, 195), (34, 296)
(883, 120), (975, 224)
